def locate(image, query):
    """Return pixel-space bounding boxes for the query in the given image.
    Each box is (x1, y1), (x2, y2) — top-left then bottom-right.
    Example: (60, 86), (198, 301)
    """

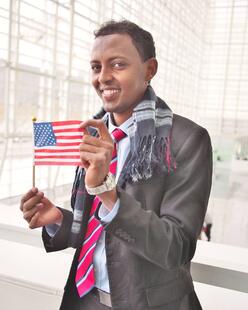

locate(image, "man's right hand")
(20, 188), (63, 229)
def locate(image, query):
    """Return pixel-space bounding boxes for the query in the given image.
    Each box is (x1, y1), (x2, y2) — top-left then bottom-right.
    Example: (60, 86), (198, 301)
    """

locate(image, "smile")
(100, 88), (121, 101)
(101, 89), (120, 95)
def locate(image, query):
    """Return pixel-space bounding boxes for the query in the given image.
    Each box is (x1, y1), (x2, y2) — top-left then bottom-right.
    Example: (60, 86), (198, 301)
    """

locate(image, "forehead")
(90, 33), (141, 61)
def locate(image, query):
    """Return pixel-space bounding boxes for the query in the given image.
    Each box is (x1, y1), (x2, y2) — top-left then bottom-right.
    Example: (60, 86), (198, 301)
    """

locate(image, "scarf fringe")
(121, 135), (176, 184)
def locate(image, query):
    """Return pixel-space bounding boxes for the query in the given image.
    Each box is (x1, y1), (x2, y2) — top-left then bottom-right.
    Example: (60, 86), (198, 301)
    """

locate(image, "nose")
(98, 66), (113, 84)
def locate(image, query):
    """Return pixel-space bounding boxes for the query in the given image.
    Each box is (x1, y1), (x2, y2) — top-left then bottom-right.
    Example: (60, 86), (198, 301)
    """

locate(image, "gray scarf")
(95, 85), (176, 185)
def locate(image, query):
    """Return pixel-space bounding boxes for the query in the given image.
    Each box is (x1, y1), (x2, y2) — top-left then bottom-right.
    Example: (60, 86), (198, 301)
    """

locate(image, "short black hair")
(94, 20), (156, 62)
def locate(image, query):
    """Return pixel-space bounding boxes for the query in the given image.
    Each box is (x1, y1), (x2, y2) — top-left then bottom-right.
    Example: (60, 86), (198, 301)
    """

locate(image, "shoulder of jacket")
(172, 113), (205, 133)
(171, 114), (210, 156)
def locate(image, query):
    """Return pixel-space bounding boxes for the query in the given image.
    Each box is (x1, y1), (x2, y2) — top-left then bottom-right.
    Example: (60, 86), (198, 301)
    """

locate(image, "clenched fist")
(20, 187), (63, 229)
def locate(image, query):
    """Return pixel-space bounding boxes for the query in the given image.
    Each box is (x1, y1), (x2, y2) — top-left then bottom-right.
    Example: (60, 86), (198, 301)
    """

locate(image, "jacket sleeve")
(42, 207), (73, 252)
(105, 126), (212, 270)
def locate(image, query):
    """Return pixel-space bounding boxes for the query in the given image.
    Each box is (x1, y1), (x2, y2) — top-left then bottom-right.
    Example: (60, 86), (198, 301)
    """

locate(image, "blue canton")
(34, 122), (56, 147)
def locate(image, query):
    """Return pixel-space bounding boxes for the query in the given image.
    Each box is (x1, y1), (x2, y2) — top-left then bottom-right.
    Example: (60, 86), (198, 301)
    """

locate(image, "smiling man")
(90, 32), (156, 126)
(20, 20), (212, 310)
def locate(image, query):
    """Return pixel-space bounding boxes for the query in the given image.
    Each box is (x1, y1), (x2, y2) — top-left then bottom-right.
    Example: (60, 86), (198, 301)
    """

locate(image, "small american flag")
(33, 120), (83, 166)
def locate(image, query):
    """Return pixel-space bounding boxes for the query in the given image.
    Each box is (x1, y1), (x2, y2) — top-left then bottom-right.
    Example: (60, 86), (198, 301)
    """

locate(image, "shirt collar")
(107, 113), (133, 137)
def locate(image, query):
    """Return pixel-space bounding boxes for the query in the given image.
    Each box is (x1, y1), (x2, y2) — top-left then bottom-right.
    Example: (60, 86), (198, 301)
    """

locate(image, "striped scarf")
(97, 85), (176, 184)
(69, 85), (175, 247)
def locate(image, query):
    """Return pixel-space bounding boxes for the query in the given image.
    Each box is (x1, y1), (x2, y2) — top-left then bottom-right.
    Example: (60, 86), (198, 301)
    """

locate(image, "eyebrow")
(90, 56), (129, 64)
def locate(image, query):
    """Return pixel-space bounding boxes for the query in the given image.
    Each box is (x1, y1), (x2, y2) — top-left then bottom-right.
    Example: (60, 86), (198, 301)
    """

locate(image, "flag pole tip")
(32, 116), (37, 122)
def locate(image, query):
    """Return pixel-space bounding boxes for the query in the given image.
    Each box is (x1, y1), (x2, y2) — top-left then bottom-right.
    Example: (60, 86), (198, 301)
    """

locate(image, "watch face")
(86, 173), (116, 195)
(106, 173), (115, 190)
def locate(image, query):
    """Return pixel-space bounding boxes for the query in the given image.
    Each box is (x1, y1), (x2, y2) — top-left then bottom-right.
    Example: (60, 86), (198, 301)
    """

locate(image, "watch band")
(85, 172), (116, 195)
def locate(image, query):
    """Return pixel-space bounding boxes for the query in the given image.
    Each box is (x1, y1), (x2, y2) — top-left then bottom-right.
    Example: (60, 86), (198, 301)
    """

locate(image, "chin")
(102, 102), (118, 113)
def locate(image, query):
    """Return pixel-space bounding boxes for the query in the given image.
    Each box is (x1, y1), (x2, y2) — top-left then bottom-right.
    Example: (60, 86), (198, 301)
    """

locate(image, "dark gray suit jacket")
(42, 114), (212, 310)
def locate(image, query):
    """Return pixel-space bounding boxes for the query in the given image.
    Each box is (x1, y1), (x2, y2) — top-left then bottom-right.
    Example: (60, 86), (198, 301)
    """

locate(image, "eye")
(112, 62), (126, 69)
(91, 64), (101, 73)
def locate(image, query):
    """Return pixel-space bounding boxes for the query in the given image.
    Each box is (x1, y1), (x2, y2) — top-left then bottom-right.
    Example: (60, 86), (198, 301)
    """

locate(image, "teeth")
(102, 89), (120, 96)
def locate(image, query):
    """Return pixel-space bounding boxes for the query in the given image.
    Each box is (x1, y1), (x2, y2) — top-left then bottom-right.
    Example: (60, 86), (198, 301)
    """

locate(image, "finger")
(81, 125), (90, 136)
(80, 119), (112, 142)
(82, 134), (113, 148)
(79, 151), (108, 167)
(80, 140), (101, 153)
(40, 196), (53, 208)
(79, 141), (113, 156)
(79, 151), (92, 165)
(23, 203), (43, 222)
(29, 212), (40, 229)
(80, 159), (90, 169)
(20, 188), (38, 210)
(22, 192), (44, 212)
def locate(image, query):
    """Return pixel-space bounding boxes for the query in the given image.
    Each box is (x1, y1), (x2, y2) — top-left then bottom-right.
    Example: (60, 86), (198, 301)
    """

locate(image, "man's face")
(90, 34), (150, 125)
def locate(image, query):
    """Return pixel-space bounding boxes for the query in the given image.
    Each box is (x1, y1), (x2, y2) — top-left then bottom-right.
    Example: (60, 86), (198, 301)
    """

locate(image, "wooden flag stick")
(32, 165), (35, 188)
(32, 116), (37, 188)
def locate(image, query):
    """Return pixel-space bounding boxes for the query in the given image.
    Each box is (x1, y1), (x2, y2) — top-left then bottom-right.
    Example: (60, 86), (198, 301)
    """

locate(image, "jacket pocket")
(145, 278), (193, 307)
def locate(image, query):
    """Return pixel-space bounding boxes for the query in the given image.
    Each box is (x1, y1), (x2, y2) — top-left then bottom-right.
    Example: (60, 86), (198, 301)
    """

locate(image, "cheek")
(122, 76), (143, 92)
(92, 77), (97, 88)
(130, 69), (146, 89)
(126, 78), (146, 96)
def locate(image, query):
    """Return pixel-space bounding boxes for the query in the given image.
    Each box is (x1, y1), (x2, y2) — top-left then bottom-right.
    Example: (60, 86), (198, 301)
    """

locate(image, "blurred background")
(1, 1), (248, 309)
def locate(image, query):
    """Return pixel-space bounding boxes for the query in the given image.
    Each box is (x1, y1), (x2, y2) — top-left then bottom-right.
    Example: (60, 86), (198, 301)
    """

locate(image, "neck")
(112, 110), (133, 126)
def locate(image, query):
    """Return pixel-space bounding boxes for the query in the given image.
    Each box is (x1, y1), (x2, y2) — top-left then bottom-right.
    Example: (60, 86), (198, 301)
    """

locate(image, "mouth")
(100, 88), (121, 101)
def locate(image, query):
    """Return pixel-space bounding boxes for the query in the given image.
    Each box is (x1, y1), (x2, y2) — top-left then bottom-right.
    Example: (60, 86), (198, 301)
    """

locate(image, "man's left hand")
(79, 119), (114, 188)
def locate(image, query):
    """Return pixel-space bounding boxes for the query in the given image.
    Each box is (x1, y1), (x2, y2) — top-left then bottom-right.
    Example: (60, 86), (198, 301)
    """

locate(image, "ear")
(145, 58), (158, 83)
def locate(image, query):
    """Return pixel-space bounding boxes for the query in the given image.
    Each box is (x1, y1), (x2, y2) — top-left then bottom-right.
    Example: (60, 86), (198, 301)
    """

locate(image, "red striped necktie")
(75, 128), (126, 298)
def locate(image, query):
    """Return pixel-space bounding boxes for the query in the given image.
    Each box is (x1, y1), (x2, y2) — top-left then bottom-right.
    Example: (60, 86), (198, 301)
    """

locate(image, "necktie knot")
(111, 128), (126, 143)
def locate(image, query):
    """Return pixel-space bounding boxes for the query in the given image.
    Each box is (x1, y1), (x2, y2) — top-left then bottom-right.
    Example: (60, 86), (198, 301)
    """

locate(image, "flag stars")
(34, 122), (56, 147)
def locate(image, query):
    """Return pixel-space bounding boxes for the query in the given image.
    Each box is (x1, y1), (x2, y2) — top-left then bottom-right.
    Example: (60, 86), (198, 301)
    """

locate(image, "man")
(20, 20), (212, 310)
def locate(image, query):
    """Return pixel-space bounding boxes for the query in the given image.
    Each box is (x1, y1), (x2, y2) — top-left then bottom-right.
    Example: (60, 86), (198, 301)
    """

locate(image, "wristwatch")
(85, 172), (116, 195)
